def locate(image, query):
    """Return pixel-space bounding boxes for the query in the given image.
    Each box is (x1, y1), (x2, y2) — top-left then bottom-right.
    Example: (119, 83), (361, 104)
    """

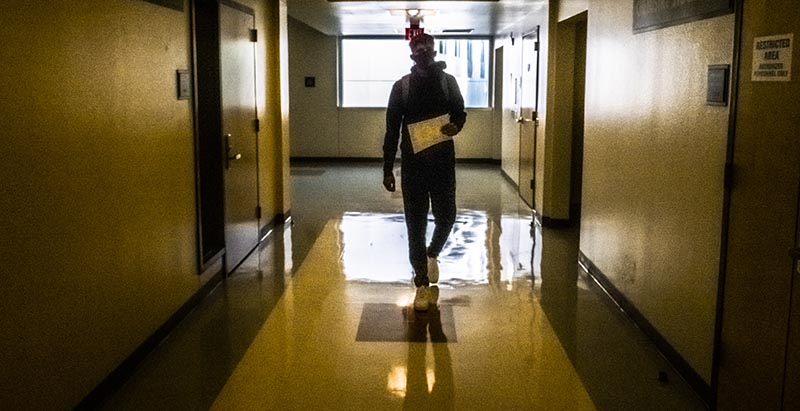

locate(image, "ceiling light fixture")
(387, 9), (438, 17)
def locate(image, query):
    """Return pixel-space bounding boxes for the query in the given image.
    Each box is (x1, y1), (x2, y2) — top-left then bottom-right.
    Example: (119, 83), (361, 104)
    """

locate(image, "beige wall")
(544, 11), (584, 220)
(288, 18), (497, 160)
(279, 0), (291, 213)
(288, 17), (339, 157)
(580, 0), (734, 383)
(260, 0), (287, 221)
(0, 0), (285, 408)
(558, 0), (588, 22)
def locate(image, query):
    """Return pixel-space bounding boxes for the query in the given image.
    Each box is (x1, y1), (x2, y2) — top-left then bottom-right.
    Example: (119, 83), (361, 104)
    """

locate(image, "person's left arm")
(442, 75), (466, 136)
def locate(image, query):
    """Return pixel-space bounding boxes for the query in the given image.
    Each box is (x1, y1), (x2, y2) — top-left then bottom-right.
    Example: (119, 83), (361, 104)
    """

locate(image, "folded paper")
(407, 114), (452, 154)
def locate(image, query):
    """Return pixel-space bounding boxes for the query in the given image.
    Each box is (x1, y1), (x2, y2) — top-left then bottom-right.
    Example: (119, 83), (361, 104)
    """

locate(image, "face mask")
(410, 49), (435, 65)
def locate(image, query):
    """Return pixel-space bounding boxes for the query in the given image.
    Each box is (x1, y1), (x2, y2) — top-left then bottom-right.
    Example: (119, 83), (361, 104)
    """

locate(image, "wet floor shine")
(98, 162), (707, 410)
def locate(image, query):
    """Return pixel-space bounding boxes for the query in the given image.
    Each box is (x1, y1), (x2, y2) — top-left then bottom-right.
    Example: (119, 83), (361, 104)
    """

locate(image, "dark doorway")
(569, 16), (587, 224)
(193, 0), (226, 269)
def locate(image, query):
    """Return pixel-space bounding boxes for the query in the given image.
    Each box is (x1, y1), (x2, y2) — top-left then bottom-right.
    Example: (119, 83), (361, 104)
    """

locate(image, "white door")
(518, 27), (539, 209)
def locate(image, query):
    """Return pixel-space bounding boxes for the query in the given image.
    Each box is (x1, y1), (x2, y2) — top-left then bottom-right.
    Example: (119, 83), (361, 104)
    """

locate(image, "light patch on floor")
(210, 218), (596, 410)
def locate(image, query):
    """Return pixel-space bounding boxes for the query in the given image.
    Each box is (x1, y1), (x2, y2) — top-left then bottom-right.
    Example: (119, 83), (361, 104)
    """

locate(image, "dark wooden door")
(220, 3), (259, 274)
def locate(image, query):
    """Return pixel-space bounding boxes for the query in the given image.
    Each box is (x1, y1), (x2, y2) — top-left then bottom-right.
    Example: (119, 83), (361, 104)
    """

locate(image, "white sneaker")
(427, 256), (439, 283)
(413, 286), (430, 311)
(429, 285), (440, 308)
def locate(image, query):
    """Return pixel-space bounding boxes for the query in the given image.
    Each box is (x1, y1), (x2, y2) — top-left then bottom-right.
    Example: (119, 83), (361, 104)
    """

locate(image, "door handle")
(224, 134), (242, 169)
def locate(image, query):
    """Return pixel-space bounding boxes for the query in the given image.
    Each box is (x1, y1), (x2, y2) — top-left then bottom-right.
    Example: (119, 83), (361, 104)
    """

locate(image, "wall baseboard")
(500, 169), (520, 190)
(291, 157), (382, 163)
(542, 216), (571, 228)
(260, 212), (290, 241)
(531, 208), (573, 228)
(74, 263), (225, 410)
(291, 157), (500, 165)
(577, 251), (712, 407)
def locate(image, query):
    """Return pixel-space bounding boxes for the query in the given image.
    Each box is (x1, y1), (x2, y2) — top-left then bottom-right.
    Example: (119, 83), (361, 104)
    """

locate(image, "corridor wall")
(0, 0), (286, 408)
(579, 0), (733, 386)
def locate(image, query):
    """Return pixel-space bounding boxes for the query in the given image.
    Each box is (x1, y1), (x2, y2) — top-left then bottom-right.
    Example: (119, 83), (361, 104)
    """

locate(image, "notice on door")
(752, 34), (793, 82)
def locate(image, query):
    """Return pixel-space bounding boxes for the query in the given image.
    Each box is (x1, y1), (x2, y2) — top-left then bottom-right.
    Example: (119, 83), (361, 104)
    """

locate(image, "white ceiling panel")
(287, 0), (547, 36)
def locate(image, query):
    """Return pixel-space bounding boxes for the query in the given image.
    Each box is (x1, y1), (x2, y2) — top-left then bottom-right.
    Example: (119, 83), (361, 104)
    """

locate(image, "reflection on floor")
(97, 163), (707, 410)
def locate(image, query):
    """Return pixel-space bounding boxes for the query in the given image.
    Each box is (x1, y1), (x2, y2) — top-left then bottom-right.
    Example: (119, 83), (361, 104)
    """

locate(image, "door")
(786, 209), (800, 409)
(220, 3), (259, 274)
(716, 1), (800, 408)
(518, 27), (540, 209)
(493, 47), (504, 163)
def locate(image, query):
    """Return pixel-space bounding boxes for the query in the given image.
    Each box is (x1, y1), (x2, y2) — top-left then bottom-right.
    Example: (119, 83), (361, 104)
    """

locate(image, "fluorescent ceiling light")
(387, 9), (437, 17)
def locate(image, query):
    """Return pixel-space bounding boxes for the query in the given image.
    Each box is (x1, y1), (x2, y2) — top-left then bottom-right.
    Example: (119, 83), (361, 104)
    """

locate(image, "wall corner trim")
(578, 251), (712, 406)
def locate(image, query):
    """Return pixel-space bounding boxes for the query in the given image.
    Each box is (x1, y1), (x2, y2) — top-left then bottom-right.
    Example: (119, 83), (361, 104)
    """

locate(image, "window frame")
(337, 35), (494, 109)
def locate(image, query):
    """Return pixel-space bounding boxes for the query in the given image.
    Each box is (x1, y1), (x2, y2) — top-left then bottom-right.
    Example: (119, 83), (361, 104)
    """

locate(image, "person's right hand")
(383, 174), (396, 192)
(441, 123), (459, 136)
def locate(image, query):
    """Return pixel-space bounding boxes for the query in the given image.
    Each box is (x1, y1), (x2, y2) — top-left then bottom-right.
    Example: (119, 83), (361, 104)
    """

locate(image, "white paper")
(407, 114), (452, 154)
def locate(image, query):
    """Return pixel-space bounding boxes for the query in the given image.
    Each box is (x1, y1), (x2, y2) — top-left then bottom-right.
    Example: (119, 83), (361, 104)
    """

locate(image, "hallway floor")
(97, 163), (707, 410)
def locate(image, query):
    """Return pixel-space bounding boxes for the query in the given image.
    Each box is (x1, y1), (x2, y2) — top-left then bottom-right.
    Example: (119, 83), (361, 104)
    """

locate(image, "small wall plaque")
(304, 77), (316, 88)
(707, 65), (729, 106)
(177, 70), (191, 100)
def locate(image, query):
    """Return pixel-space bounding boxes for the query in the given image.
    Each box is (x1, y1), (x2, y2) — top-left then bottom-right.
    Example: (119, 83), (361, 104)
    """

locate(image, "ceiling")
(286, 0), (547, 36)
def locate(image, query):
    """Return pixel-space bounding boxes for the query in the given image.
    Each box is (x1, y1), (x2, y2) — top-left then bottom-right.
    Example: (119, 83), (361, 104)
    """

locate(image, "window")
(340, 38), (491, 108)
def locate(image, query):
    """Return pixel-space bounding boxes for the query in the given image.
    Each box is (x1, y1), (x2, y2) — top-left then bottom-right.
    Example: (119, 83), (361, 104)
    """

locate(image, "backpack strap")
(441, 75), (450, 102)
(401, 75), (410, 110)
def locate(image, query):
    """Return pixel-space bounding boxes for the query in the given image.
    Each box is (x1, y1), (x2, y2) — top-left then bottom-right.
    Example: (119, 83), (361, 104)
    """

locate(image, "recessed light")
(387, 9), (438, 17)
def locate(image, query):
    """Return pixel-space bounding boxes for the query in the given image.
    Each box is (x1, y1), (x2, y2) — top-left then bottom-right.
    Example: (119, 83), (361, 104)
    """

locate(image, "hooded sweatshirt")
(383, 61), (467, 176)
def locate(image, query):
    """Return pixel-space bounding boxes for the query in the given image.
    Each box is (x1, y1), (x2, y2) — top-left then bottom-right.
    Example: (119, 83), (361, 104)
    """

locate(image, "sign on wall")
(633, 0), (733, 34)
(752, 34), (793, 82)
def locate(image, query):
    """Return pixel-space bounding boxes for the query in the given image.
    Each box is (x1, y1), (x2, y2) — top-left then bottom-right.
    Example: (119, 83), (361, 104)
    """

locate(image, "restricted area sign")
(752, 33), (793, 82)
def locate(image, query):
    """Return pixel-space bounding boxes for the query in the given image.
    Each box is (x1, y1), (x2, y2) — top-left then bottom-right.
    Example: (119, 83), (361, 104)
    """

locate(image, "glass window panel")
(341, 38), (490, 108)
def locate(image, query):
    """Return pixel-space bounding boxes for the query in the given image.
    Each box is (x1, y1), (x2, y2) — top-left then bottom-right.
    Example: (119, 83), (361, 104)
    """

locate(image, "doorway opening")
(569, 15), (587, 224)
(550, 12), (587, 227)
(193, 0), (226, 270)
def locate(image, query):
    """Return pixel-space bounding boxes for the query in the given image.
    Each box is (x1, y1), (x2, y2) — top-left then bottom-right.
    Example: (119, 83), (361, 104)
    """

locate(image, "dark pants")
(401, 148), (456, 287)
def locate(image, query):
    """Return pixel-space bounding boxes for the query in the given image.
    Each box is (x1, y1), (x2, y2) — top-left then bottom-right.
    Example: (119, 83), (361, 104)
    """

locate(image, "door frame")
(191, 0), (260, 274)
(192, 0), (226, 272)
(219, 0), (260, 274)
(785, 186), (800, 408)
(518, 26), (540, 210)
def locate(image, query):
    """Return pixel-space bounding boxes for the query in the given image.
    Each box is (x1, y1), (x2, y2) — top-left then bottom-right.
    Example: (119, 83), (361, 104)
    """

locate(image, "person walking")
(382, 33), (467, 311)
